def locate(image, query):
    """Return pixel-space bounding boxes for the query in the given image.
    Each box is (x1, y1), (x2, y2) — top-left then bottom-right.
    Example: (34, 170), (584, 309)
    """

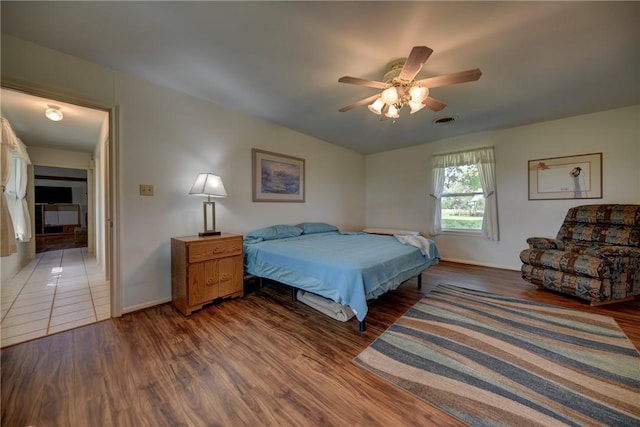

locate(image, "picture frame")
(528, 152), (602, 200)
(252, 148), (305, 202)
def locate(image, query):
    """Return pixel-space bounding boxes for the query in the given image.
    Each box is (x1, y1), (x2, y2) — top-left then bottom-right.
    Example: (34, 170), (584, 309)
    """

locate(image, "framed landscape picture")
(528, 152), (602, 200)
(252, 148), (305, 202)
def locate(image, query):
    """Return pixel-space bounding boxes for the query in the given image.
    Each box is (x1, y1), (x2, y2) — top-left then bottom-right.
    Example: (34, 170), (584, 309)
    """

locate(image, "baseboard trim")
(440, 257), (520, 272)
(122, 297), (172, 315)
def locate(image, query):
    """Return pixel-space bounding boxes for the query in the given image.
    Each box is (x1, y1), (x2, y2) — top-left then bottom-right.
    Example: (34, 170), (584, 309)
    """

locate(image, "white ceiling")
(1, 88), (107, 153)
(1, 1), (639, 154)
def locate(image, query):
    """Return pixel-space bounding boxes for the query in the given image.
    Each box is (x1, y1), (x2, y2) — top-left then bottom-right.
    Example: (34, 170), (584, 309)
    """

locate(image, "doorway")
(0, 86), (117, 347)
(34, 166), (89, 253)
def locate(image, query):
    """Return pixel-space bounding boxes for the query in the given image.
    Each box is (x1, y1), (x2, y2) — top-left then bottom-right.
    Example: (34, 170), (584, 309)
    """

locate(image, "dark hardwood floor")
(2, 261), (638, 426)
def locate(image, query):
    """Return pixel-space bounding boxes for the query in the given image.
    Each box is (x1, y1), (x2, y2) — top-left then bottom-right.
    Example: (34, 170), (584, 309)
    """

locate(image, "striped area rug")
(354, 284), (640, 426)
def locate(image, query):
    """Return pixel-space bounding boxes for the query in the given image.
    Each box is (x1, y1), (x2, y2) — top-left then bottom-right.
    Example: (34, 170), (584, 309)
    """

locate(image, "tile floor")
(1, 248), (110, 348)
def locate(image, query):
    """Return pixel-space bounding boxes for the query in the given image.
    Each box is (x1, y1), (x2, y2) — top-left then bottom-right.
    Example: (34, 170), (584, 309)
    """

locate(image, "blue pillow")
(244, 224), (303, 243)
(295, 222), (339, 234)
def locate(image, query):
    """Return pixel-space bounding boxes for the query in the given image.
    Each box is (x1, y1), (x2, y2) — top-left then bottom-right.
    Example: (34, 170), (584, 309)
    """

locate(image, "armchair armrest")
(526, 237), (561, 250)
(590, 245), (640, 258)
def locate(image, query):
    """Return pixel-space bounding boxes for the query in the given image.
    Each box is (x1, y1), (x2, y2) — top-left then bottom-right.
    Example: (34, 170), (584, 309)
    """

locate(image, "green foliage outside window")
(442, 165), (484, 230)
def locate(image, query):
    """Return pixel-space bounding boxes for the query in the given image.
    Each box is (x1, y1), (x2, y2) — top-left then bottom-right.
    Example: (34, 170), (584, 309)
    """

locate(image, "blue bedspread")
(244, 231), (440, 321)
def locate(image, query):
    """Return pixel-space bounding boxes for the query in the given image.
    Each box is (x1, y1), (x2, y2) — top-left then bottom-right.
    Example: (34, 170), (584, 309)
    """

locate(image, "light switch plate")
(139, 184), (154, 196)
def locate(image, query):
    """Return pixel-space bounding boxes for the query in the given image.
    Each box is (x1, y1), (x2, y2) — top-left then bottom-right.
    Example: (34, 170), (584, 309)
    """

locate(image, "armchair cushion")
(525, 237), (563, 250)
(519, 249), (608, 280)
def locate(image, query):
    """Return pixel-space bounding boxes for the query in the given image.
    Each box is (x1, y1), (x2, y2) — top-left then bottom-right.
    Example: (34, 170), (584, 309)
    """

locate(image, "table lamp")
(189, 173), (227, 236)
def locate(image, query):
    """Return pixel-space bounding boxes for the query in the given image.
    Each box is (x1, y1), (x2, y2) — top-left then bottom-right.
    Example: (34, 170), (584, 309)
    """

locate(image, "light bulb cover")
(409, 100), (426, 114)
(45, 106), (63, 122)
(409, 85), (428, 102)
(381, 87), (398, 105)
(367, 98), (384, 115)
(385, 104), (400, 118)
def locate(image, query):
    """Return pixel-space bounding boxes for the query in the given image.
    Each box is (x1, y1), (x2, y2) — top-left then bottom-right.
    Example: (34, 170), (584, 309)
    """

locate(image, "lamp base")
(199, 230), (222, 236)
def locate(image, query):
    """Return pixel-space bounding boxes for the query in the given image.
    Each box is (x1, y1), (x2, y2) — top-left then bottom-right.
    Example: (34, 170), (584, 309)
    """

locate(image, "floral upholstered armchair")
(520, 204), (640, 305)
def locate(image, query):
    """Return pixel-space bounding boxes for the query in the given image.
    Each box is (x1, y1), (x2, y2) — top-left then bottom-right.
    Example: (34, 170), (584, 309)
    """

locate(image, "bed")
(243, 223), (440, 331)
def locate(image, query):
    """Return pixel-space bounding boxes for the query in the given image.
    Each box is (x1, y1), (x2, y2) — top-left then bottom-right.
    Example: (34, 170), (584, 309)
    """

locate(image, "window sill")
(440, 229), (483, 237)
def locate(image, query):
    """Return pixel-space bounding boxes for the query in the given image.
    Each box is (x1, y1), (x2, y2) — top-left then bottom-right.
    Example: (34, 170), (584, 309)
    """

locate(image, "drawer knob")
(206, 277), (214, 285)
(220, 273), (230, 281)
(212, 247), (224, 254)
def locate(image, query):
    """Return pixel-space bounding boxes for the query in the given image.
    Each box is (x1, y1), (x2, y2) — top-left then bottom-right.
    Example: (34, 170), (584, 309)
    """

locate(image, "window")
(431, 147), (499, 240)
(441, 164), (484, 231)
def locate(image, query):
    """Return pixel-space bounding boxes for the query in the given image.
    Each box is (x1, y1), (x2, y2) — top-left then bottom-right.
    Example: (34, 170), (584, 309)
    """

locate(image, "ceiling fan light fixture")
(381, 87), (398, 105)
(409, 85), (428, 102)
(409, 100), (426, 114)
(385, 104), (400, 119)
(367, 98), (384, 115)
(45, 105), (63, 122)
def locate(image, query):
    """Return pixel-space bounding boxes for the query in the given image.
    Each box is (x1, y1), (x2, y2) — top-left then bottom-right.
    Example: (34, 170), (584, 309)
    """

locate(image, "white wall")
(366, 105), (640, 270)
(0, 241), (29, 284)
(114, 72), (365, 310)
(2, 35), (366, 312)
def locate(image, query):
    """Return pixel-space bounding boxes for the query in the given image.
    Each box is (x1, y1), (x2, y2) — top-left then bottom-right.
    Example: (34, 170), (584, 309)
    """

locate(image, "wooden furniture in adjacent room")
(171, 233), (244, 315)
(34, 203), (84, 252)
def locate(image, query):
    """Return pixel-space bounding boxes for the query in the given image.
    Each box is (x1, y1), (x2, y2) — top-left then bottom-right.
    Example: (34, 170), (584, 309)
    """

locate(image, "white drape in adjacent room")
(1, 126), (16, 257)
(7, 154), (32, 241)
(1, 117), (32, 257)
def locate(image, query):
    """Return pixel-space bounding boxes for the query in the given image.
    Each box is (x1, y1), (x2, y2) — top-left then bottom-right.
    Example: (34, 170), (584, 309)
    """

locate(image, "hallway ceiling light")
(45, 105), (63, 122)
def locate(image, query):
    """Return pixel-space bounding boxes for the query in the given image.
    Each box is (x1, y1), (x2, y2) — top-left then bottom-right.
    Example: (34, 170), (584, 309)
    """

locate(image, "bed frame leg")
(259, 277), (263, 288)
(417, 273), (422, 290)
(292, 287), (297, 302)
(359, 319), (366, 332)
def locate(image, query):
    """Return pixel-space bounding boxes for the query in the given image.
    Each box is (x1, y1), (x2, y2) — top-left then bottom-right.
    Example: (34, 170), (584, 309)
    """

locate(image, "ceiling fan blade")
(338, 76), (387, 89)
(423, 96), (447, 112)
(416, 68), (482, 89)
(338, 94), (380, 112)
(398, 46), (433, 81)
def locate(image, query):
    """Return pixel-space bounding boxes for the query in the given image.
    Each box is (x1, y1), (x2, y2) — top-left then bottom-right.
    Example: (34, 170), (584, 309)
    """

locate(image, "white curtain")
(431, 146), (499, 240)
(430, 163), (446, 235)
(1, 121), (17, 256)
(6, 154), (32, 241)
(476, 148), (499, 241)
(1, 117), (32, 256)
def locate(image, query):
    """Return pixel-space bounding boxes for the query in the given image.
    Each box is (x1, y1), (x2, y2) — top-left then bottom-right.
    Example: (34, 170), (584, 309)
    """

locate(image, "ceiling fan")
(338, 46), (481, 120)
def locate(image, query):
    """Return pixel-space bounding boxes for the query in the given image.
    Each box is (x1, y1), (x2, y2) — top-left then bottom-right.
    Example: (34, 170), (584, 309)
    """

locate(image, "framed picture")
(252, 148), (305, 202)
(528, 152), (602, 200)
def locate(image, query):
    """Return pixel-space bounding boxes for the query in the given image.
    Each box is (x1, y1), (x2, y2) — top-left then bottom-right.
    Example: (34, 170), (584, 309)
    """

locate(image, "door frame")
(1, 80), (121, 317)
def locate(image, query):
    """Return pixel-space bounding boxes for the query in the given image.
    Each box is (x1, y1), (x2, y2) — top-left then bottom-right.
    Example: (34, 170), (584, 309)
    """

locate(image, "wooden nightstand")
(171, 233), (244, 315)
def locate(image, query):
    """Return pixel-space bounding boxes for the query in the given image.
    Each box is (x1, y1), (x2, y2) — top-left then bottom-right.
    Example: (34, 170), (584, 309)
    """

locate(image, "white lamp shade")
(189, 173), (227, 197)
(409, 85), (428, 102)
(367, 98), (384, 115)
(409, 100), (426, 114)
(381, 87), (398, 105)
(385, 104), (400, 118)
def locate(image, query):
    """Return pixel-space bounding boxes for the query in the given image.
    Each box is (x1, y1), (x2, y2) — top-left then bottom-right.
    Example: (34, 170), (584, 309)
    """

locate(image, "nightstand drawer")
(188, 238), (242, 263)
